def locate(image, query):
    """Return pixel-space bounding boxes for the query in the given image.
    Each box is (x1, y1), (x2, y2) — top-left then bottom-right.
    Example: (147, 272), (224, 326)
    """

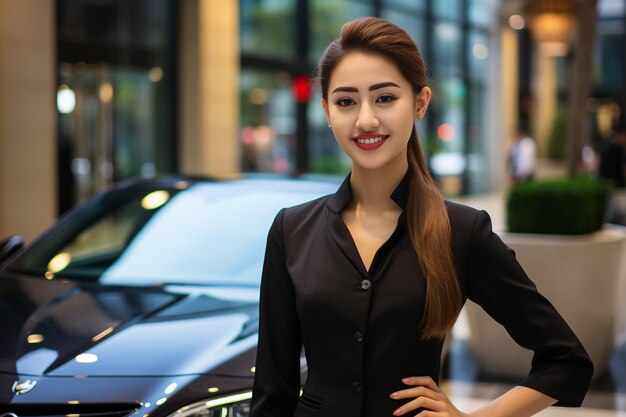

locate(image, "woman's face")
(321, 51), (431, 171)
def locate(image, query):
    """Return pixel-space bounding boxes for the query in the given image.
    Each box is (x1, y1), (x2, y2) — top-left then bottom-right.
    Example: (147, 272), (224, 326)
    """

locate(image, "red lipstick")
(352, 133), (389, 151)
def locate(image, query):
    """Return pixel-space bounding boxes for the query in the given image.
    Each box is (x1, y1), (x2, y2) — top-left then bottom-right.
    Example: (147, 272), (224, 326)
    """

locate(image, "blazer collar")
(326, 168), (411, 214)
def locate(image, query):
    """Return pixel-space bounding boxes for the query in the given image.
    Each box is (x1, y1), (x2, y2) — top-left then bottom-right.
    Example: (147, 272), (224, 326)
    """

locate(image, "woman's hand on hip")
(389, 376), (468, 417)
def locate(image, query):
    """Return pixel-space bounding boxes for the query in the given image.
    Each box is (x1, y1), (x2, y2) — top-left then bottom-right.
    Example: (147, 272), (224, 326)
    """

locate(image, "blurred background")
(1, 0), (624, 241)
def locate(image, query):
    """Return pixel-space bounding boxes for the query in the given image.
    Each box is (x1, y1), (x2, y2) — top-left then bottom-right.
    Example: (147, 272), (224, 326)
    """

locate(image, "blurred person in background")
(250, 16), (592, 417)
(598, 116), (626, 188)
(507, 124), (537, 185)
(598, 115), (626, 224)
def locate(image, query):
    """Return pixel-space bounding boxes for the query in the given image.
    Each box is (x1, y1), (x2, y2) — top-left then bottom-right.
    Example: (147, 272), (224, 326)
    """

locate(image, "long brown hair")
(313, 17), (462, 340)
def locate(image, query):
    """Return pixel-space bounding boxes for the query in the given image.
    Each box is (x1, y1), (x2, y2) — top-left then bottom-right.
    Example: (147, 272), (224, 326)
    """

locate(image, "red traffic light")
(292, 76), (312, 103)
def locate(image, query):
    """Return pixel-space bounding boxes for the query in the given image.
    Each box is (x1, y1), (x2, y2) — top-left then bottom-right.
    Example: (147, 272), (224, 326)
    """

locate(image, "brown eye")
(377, 94), (397, 103)
(336, 98), (354, 107)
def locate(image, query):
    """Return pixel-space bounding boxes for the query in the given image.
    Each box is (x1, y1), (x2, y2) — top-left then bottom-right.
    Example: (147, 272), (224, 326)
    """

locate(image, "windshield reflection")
(6, 179), (337, 286)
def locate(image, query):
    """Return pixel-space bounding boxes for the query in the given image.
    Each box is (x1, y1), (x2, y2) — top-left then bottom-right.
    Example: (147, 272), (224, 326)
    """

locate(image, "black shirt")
(250, 169), (593, 417)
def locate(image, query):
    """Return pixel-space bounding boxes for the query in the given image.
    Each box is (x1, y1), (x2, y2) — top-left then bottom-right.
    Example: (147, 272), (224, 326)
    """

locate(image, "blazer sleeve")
(466, 209), (594, 407)
(249, 208), (302, 417)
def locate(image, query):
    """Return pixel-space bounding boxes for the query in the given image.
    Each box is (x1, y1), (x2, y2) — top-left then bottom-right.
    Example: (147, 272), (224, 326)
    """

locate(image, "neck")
(349, 153), (409, 213)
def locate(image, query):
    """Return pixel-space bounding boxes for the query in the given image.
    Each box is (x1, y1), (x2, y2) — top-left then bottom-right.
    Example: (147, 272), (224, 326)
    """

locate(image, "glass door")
(56, 0), (177, 215)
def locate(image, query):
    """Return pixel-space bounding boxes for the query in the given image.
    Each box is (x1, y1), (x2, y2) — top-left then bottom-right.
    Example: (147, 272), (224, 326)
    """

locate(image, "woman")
(250, 17), (593, 417)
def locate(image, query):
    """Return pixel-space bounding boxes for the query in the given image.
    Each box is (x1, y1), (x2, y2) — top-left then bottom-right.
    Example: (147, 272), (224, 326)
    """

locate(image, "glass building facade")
(55, 0), (497, 210)
(56, 0), (177, 214)
(53, 0), (626, 211)
(240, 0), (496, 196)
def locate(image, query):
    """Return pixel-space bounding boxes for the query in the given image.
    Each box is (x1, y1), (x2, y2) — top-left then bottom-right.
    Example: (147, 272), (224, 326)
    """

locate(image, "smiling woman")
(249, 16), (593, 417)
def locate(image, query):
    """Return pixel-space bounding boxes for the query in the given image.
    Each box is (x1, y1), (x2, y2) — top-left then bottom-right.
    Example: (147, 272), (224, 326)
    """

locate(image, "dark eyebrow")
(369, 82), (400, 91)
(331, 82), (400, 94)
(332, 86), (358, 94)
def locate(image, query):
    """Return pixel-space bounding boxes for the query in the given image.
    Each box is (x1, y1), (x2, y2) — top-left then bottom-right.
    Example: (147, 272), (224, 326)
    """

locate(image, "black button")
(353, 331), (363, 342)
(360, 279), (371, 290)
(352, 380), (362, 391)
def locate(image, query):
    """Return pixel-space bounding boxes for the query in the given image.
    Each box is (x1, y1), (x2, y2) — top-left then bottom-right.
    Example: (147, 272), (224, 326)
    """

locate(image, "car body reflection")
(0, 174), (339, 416)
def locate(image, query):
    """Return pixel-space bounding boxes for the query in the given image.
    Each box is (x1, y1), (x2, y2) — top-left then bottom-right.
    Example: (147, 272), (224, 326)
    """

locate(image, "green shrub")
(506, 176), (614, 234)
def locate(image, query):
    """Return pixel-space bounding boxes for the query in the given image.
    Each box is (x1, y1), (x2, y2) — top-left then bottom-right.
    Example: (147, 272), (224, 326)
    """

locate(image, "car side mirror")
(0, 235), (24, 264)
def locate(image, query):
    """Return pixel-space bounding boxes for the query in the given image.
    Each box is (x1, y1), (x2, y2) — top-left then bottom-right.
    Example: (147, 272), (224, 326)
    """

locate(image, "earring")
(328, 125), (333, 130)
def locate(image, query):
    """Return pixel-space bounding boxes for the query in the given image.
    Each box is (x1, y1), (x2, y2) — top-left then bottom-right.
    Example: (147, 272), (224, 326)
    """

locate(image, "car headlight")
(167, 391), (252, 417)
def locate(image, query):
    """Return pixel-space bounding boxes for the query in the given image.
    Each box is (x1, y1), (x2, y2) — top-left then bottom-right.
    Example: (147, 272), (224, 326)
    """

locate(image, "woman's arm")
(469, 386), (557, 417)
(392, 207), (595, 416)
(464, 210), (593, 406)
(249, 208), (302, 417)
(390, 376), (557, 417)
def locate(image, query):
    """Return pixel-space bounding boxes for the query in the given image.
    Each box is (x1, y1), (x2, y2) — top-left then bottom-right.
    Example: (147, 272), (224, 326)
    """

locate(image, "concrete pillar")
(0, 0), (56, 242)
(499, 25), (520, 186)
(179, 0), (240, 178)
(531, 51), (557, 156)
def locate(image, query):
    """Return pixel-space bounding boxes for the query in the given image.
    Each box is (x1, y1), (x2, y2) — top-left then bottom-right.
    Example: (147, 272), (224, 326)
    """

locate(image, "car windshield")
(6, 178), (337, 286)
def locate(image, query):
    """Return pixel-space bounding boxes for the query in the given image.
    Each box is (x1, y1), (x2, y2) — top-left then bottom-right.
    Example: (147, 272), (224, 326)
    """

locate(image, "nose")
(355, 102), (380, 131)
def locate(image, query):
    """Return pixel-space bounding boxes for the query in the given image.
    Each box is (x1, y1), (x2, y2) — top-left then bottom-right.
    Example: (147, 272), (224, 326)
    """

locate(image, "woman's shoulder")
(284, 193), (332, 215)
(443, 201), (492, 283)
(443, 199), (486, 239)
(278, 193), (333, 234)
(444, 199), (482, 222)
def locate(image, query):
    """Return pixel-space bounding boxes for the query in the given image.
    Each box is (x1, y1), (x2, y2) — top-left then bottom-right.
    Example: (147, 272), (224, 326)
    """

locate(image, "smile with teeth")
(354, 136), (387, 144)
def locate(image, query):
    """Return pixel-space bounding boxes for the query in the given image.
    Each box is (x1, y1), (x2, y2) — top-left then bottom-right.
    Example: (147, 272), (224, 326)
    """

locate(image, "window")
(434, 22), (462, 77)
(433, 0), (462, 21)
(240, 0), (295, 58)
(57, 0), (176, 213)
(382, 9), (426, 49)
(384, 0), (425, 11)
(468, 31), (490, 81)
(240, 0), (496, 195)
(309, 0), (374, 62)
(469, 0), (494, 27)
(240, 70), (295, 173)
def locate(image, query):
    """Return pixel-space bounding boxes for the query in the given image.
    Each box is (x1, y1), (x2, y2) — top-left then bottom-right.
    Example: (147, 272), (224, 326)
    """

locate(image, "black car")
(0, 174), (340, 416)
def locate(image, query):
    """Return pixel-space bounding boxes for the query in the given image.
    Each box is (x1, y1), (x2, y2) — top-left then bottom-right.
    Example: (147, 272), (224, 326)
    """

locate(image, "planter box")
(465, 224), (626, 380)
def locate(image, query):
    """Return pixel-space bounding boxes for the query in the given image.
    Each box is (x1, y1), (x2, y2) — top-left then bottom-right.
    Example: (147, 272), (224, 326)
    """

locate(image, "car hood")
(0, 272), (261, 378)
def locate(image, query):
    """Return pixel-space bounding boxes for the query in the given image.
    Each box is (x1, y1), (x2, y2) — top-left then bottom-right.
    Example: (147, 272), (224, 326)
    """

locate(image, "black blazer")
(249, 170), (593, 417)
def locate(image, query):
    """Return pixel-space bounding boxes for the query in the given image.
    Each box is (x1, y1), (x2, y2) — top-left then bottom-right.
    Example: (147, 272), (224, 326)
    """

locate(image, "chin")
(349, 151), (408, 172)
